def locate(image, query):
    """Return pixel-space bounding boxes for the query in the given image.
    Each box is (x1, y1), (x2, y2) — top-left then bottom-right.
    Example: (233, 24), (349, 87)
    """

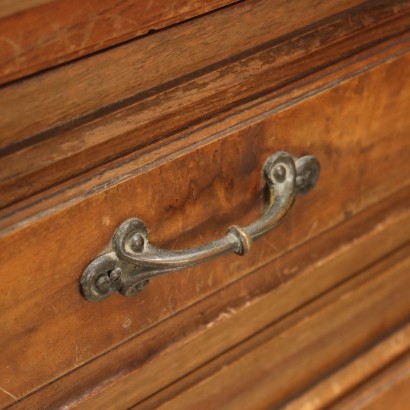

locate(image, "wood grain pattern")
(139, 247), (410, 410)
(0, 0), (240, 83)
(2, 32), (409, 230)
(0, 44), (409, 406)
(331, 352), (410, 410)
(0, 0), (52, 18)
(0, 0), (371, 149)
(283, 324), (410, 409)
(2, 32), (410, 226)
(8, 185), (410, 409)
(2, 1), (410, 408)
(1, 1), (409, 209)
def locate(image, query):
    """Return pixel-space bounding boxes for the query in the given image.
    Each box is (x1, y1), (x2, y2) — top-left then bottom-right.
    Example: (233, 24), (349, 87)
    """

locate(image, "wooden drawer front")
(1, 37), (409, 407)
(133, 245), (410, 410)
(0, 0), (363, 85)
(17, 186), (406, 409)
(332, 351), (410, 410)
(1, 0), (408, 209)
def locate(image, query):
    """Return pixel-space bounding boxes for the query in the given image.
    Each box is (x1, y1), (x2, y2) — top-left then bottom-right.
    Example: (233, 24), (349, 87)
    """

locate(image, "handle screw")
(109, 267), (122, 281)
(273, 164), (287, 182)
(130, 233), (145, 252)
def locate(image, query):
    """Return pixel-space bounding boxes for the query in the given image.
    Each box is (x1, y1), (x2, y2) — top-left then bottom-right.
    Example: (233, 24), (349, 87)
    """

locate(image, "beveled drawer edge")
(1, 1), (409, 211)
(284, 322), (410, 410)
(136, 248), (410, 409)
(1, 32), (409, 235)
(8, 186), (410, 410)
(1, 38), (409, 406)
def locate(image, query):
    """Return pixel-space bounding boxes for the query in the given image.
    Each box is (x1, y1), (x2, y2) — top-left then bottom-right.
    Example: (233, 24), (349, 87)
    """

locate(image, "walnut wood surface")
(0, 0), (52, 18)
(0, 0), (369, 147)
(331, 352), (410, 410)
(283, 323), (410, 410)
(136, 246), (410, 410)
(1, 29), (410, 229)
(2, 2), (410, 407)
(1, 0), (409, 209)
(0, 0), (240, 84)
(7, 186), (410, 409)
(0, 40), (409, 406)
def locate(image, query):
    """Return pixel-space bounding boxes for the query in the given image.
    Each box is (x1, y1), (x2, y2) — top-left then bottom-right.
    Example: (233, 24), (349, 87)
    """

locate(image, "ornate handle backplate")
(80, 151), (320, 301)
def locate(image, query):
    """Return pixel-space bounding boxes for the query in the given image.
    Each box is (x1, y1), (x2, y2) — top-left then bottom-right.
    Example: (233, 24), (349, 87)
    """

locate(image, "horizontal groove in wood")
(282, 323), (410, 410)
(138, 246), (410, 410)
(1, 48), (410, 404)
(0, 0), (369, 150)
(1, 38), (409, 406)
(8, 187), (410, 409)
(0, 0), (240, 84)
(331, 350), (410, 409)
(0, 35), (408, 235)
(1, 1), (409, 209)
(1, 31), (408, 233)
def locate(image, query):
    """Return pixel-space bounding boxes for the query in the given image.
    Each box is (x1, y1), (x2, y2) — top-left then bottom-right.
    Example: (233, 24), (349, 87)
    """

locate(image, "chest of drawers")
(1, 1), (409, 408)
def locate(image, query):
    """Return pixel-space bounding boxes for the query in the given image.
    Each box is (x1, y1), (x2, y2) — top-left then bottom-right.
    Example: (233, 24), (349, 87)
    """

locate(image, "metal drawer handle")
(80, 151), (320, 301)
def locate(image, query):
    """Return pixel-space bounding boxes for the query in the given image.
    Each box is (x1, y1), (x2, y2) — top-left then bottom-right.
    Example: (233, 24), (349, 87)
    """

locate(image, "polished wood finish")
(332, 352), (410, 409)
(284, 324), (410, 410)
(136, 247), (410, 409)
(2, 31), (410, 227)
(0, 0), (366, 143)
(1, 1), (409, 408)
(1, 0), (409, 208)
(0, 0), (239, 84)
(8, 187), (410, 409)
(1, 43), (409, 405)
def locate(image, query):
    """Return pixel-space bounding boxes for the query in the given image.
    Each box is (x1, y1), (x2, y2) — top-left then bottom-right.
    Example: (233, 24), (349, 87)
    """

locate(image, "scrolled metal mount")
(80, 151), (320, 301)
